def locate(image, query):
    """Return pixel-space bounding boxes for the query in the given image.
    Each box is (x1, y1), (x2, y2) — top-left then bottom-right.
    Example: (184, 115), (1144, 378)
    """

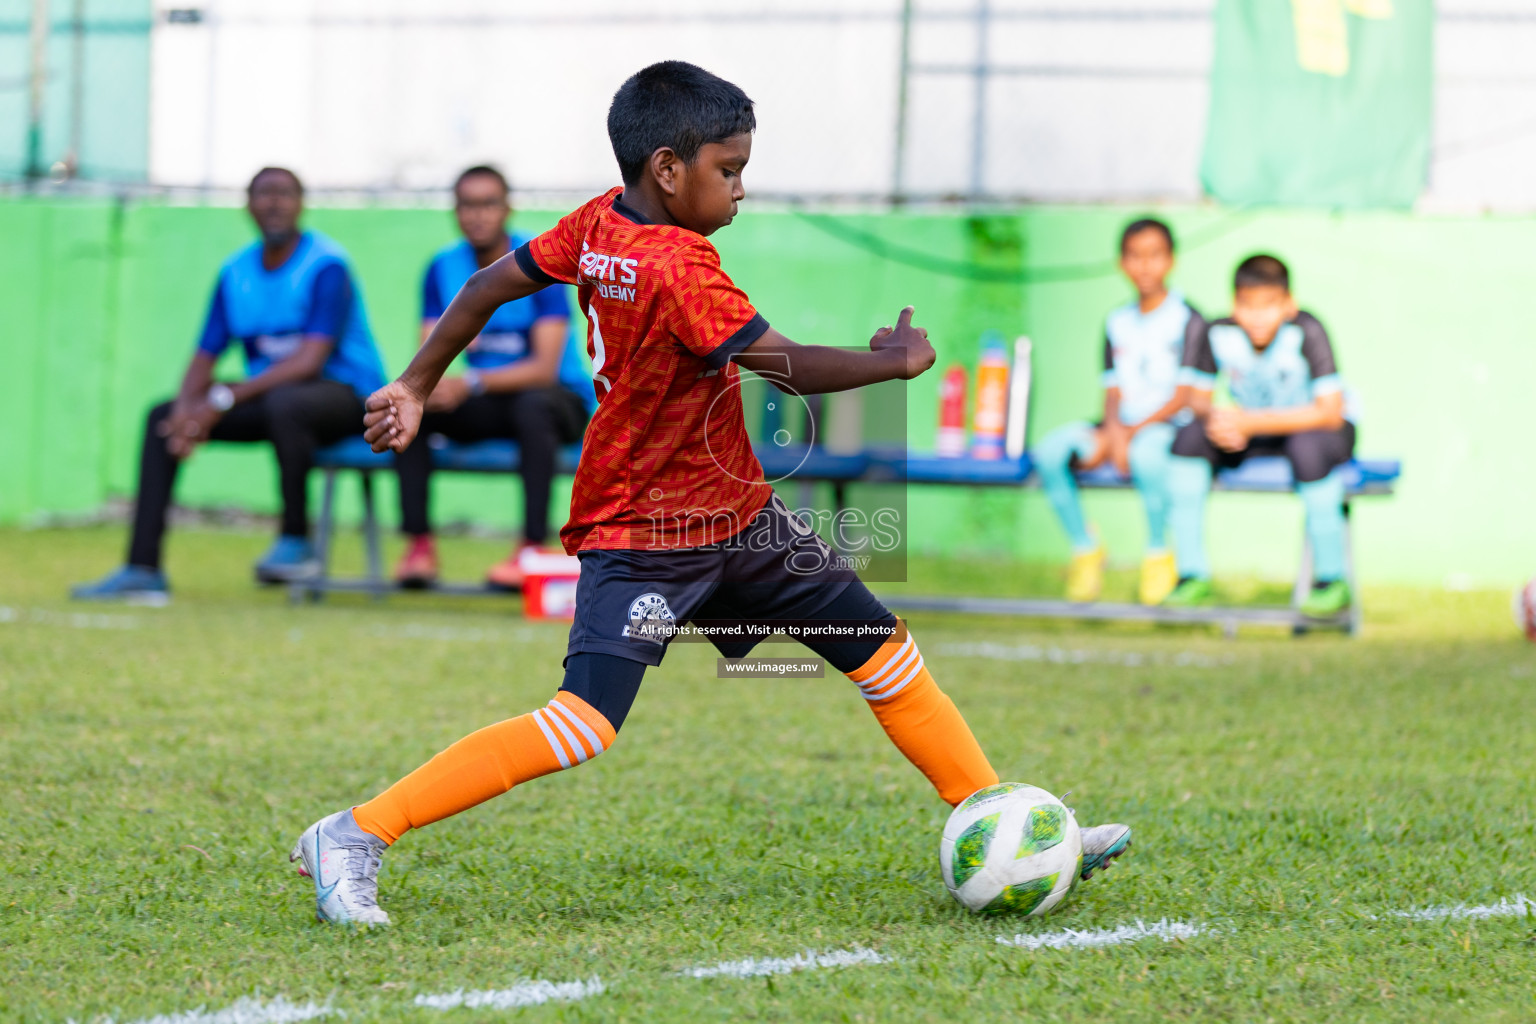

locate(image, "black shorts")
(1172, 421), (1356, 484)
(566, 494), (866, 666)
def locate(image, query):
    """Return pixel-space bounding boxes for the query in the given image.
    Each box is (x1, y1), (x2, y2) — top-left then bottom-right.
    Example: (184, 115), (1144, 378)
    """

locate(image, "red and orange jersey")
(514, 187), (773, 554)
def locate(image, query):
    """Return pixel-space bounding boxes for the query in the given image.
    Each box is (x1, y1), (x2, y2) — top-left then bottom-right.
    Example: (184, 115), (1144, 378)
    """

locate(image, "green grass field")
(4, 526), (1535, 1023)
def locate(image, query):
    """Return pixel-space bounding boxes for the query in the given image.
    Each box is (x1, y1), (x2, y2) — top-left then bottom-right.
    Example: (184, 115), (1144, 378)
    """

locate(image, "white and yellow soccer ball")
(940, 783), (1083, 916)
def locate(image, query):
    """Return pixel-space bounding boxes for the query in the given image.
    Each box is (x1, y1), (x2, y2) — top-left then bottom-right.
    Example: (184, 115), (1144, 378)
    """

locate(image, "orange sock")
(353, 692), (615, 844)
(848, 633), (999, 806)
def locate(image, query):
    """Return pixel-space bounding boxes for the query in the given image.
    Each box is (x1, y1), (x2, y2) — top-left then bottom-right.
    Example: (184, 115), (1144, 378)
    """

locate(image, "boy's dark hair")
(249, 167), (302, 194)
(1120, 217), (1174, 254)
(1234, 254), (1290, 291)
(607, 61), (756, 185)
(456, 164), (509, 196)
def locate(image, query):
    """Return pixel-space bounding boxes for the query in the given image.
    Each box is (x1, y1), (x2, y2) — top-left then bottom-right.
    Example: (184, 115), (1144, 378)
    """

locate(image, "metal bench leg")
(308, 468), (339, 604)
(1343, 500), (1361, 636)
(360, 470), (384, 599)
(1291, 527), (1313, 636)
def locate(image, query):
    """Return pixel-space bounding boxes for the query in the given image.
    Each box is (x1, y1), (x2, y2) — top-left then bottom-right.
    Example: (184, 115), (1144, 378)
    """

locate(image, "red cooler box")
(520, 548), (582, 620)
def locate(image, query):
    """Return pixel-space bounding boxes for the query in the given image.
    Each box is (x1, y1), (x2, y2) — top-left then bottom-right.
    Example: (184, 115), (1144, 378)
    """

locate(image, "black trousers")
(396, 387), (588, 544)
(127, 379), (365, 569)
(1171, 421), (1356, 484)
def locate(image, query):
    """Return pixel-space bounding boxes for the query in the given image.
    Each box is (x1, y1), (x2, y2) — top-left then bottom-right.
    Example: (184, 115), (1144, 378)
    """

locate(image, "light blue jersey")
(197, 231), (386, 397)
(423, 232), (596, 414)
(1179, 310), (1359, 421)
(1101, 291), (1205, 426)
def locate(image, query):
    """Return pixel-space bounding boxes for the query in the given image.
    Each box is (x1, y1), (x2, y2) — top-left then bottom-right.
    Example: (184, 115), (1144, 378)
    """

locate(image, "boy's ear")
(649, 147), (681, 197)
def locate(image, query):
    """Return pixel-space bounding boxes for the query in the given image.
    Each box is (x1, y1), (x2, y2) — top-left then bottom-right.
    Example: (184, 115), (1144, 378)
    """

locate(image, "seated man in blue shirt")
(72, 167), (387, 602)
(393, 166), (594, 589)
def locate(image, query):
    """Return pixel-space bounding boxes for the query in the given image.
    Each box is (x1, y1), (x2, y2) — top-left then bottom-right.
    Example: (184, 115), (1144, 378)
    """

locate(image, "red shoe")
(395, 535), (439, 589)
(485, 543), (541, 592)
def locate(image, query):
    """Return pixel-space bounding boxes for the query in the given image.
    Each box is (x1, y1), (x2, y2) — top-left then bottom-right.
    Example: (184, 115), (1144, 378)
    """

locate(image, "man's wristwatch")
(206, 383), (236, 412)
(463, 369), (486, 397)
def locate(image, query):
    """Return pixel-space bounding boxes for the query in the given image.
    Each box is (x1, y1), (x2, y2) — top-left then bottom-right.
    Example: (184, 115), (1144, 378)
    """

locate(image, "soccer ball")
(1513, 579), (1536, 641)
(940, 782), (1083, 916)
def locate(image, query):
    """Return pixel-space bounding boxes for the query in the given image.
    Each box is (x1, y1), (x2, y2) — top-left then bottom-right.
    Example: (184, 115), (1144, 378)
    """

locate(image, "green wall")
(2, 195), (1531, 587)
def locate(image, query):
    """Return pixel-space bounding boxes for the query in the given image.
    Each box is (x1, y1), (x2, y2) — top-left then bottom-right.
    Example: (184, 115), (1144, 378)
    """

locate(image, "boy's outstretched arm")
(733, 306), (935, 395)
(363, 253), (547, 452)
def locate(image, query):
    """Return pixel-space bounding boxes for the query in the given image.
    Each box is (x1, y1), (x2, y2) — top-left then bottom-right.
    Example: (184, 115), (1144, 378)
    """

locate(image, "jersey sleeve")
(421, 260), (445, 321)
(1178, 316), (1218, 390)
(1296, 312), (1342, 397)
(304, 262), (354, 339)
(1100, 330), (1118, 389)
(195, 273), (232, 357)
(532, 282), (572, 321)
(661, 242), (770, 369)
(514, 201), (596, 287)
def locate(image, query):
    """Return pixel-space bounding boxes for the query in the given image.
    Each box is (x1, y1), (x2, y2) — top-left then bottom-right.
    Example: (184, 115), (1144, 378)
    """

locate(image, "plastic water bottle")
(971, 331), (1010, 460)
(936, 365), (968, 457)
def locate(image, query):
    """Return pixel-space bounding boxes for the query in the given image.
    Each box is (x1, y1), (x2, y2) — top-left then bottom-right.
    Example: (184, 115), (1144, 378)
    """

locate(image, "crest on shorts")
(623, 592), (676, 643)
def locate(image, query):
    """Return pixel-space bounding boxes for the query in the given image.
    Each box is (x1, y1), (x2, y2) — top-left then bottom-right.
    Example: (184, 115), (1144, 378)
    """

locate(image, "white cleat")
(289, 809), (391, 926)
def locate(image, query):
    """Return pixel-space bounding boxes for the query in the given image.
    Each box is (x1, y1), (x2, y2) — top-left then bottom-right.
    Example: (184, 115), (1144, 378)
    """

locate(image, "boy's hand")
(869, 306), (935, 380)
(1107, 426), (1133, 476)
(364, 379), (427, 453)
(1077, 427), (1110, 470)
(1206, 408), (1250, 452)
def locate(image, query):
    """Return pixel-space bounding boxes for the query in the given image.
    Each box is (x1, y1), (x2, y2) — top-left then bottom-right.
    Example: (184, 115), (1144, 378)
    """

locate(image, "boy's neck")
(1137, 286), (1169, 314)
(617, 184), (677, 228)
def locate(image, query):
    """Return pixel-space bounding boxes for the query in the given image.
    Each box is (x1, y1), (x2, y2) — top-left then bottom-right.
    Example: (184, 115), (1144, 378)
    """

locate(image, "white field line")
(77, 995), (339, 1024)
(934, 641), (1231, 669)
(413, 977), (604, 1011)
(1389, 895), (1535, 922)
(996, 919), (1206, 950)
(678, 947), (893, 979)
(0, 605), (140, 630)
(361, 622), (544, 645)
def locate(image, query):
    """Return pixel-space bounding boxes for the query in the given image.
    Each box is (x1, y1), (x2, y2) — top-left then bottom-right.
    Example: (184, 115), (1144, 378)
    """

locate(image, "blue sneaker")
(70, 566), (170, 605)
(254, 536), (320, 583)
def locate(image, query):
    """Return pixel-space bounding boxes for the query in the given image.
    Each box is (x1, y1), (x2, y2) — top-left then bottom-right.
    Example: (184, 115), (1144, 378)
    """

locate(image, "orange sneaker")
(394, 535), (439, 589)
(485, 543), (537, 592)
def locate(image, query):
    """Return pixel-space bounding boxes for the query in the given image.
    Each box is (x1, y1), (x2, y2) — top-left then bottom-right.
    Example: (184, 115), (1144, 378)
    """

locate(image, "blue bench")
(865, 450), (1401, 635)
(304, 433), (1401, 634)
(298, 436), (583, 600)
(301, 437), (870, 599)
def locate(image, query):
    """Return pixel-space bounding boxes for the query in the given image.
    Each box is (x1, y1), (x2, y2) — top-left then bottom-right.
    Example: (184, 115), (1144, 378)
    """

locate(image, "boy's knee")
(1033, 422), (1093, 475)
(1127, 426), (1173, 475)
(1285, 432), (1340, 483)
(1169, 422), (1213, 460)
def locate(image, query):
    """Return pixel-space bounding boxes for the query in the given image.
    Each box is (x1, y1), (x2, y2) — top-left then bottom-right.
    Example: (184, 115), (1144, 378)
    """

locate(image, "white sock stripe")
(861, 656), (925, 702)
(859, 643), (920, 694)
(530, 709), (572, 769)
(855, 637), (916, 690)
(541, 706), (590, 764)
(548, 699), (605, 757)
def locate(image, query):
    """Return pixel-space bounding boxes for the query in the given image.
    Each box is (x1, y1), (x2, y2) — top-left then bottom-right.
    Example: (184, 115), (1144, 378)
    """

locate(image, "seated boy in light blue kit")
(1032, 218), (1205, 605)
(1163, 254), (1358, 617)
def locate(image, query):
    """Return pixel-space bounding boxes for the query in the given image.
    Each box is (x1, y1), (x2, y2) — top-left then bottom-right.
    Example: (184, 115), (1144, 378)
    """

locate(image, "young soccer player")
(1163, 255), (1358, 617)
(1031, 218), (1204, 605)
(393, 165), (595, 589)
(291, 62), (1130, 925)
